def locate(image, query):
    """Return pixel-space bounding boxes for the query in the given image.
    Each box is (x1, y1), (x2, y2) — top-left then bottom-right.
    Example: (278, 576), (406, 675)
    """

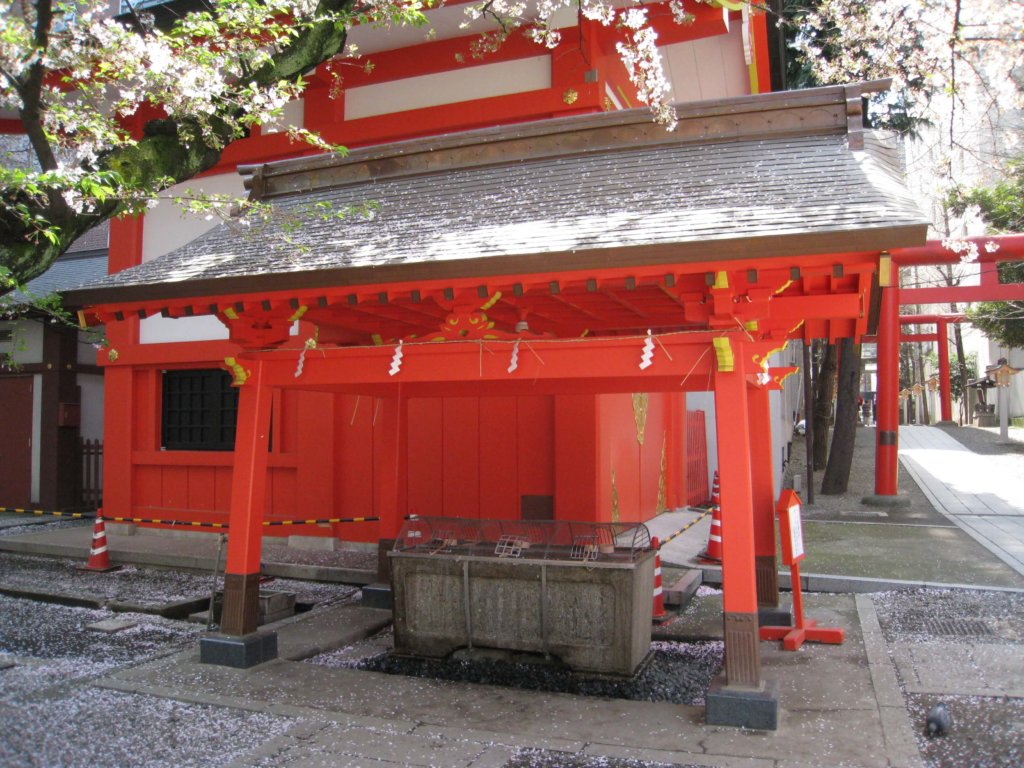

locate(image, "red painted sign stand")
(759, 489), (845, 651)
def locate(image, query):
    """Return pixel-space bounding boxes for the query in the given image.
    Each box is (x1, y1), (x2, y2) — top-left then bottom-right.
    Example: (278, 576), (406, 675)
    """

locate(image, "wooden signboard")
(776, 489), (804, 566)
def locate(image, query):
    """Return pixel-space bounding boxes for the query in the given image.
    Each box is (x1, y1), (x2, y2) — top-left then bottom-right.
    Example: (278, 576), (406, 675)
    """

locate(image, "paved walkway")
(899, 426), (1024, 577)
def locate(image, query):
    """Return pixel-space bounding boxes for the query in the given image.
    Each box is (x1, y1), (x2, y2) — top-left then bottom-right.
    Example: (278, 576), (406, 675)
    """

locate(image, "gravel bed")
(308, 628), (723, 706)
(0, 517), (89, 536)
(1, 592), (297, 767)
(0, 686), (295, 768)
(0, 593), (202, 672)
(0, 552), (211, 608)
(904, 692), (1024, 768)
(0, 552), (359, 613)
(262, 540), (378, 570)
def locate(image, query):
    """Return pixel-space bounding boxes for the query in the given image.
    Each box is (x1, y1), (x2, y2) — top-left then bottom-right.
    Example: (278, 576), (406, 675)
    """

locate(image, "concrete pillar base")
(199, 630), (277, 668)
(705, 675), (779, 730)
(362, 582), (394, 610)
(860, 493), (911, 508)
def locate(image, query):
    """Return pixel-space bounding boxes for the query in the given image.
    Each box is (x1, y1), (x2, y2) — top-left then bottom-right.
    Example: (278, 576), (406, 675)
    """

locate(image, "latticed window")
(161, 369), (238, 450)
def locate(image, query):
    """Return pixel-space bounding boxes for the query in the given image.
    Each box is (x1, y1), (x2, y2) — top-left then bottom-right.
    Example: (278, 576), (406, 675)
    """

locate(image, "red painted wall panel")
(478, 397), (519, 520)
(268, 468), (297, 519)
(638, 394), (668, 517)
(160, 466), (190, 512)
(443, 397), (481, 519)
(516, 396), (555, 496)
(555, 395), (598, 520)
(593, 392), (679, 524)
(187, 465), (218, 511)
(334, 393), (376, 514)
(407, 397), (444, 517)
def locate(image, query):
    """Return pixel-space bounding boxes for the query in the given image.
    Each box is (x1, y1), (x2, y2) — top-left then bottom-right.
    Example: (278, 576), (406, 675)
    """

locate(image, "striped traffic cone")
(80, 510), (121, 572)
(651, 537), (667, 621)
(703, 503), (723, 562)
(702, 473), (723, 563)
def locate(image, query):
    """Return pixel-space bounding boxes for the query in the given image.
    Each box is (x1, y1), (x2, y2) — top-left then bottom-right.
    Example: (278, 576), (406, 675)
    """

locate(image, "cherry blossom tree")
(1, 0), (705, 292)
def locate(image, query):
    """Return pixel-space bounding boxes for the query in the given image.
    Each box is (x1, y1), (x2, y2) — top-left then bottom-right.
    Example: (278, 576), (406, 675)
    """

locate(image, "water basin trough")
(389, 517), (655, 676)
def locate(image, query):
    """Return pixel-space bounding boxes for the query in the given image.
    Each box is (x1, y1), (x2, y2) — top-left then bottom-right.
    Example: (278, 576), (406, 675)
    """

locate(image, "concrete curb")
(855, 595), (925, 768)
(683, 562), (1024, 595)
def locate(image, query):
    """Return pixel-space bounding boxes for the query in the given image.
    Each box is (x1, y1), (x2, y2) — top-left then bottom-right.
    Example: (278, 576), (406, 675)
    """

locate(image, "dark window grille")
(162, 369), (239, 450)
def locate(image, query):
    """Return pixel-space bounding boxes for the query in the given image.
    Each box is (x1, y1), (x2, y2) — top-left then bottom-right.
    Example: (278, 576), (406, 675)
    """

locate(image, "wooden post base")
(760, 619), (845, 651)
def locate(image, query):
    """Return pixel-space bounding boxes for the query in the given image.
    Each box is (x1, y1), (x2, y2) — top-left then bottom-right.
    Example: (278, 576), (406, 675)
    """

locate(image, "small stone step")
(663, 569), (701, 609)
(86, 618), (138, 634)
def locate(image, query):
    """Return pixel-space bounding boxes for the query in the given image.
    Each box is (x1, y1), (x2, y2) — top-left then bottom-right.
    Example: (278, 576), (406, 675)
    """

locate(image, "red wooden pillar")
(713, 349), (761, 688)
(874, 268), (900, 496)
(101, 215), (144, 519)
(937, 319), (953, 422)
(221, 359), (273, 636)
(748, 383), (779, 612)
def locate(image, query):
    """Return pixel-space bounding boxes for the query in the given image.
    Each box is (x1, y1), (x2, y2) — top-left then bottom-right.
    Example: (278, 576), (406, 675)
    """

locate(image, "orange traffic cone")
(703, 500), (723, 563)
(709, 470), (720, 508)
(80, 511), (121, 572)
(651, 537), (667, 621)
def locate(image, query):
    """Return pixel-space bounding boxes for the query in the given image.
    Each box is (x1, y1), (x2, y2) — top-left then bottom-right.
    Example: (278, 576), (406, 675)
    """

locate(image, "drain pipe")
(207, 534), (226, 631)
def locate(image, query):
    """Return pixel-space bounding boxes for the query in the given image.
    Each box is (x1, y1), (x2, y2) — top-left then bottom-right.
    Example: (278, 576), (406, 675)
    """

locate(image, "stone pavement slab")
(893, 642), (1024, 698)
(900, 426), (1024, 577)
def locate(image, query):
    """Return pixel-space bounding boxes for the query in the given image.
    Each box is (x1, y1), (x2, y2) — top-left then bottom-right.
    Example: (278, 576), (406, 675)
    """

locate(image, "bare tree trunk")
(812, 342), (837, 470)
(915, 341), (930, 424)
(822, 339), (862, 494)
(951, 304), (969, 425)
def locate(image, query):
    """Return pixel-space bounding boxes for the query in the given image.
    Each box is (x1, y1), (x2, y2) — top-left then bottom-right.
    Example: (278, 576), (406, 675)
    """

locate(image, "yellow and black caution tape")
(2, 508), (395, 529)
(657, 508), (711, 548)
(104, 516), (229, 529)
(263, 516), (379, 526)
(1, 506), (95, 519)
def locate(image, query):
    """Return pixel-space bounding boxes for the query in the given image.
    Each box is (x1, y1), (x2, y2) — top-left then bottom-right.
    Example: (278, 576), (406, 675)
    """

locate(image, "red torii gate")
(897, 313), (966, 423)
(871, 235), (1024, 499)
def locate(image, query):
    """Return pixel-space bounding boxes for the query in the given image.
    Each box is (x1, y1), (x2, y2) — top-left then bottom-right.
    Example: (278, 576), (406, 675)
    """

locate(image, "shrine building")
(61, 2), (933, 727)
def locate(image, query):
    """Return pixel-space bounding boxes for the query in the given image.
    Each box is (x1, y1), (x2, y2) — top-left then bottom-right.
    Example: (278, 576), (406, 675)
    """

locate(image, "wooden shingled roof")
(66, 82), (927, 314)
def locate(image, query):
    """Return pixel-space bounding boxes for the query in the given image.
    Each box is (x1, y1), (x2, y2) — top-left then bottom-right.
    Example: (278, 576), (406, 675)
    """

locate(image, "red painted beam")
(898, 314), (966, 325)
(891, 234), (1024, 266)
(900, 284), (1024, 304)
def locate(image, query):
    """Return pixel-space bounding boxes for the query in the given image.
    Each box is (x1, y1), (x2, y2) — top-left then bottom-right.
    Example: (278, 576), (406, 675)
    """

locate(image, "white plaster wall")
(0, 320), (44, 366)
(345, 5), (576, 55)
(344, 56), (551, 120)
(77, 373), (105, 441)
(663, 26), (749, 105)
(142, 172), (245, 263)
(261, 98), (305, 135)
(140, 314), (230, 344)
(139, 172), (244, 344)
(77, 330), (101, 366)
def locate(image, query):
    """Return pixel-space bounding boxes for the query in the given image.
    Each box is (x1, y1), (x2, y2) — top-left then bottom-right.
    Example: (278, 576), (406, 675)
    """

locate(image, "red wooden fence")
(80, 438), (103, 510)
(685, 411), (709, 506)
